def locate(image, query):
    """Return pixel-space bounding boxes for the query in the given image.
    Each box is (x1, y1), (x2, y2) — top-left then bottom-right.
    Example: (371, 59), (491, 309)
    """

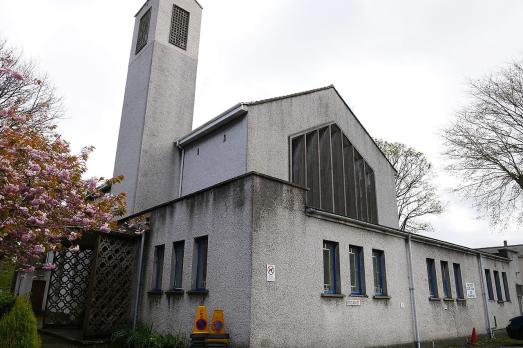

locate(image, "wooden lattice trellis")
(44, 249), (94, 327)
(83, 234), (137, 337)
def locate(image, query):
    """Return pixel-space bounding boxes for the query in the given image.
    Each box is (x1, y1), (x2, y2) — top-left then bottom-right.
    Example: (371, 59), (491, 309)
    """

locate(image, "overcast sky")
(1, 0), (523, 247)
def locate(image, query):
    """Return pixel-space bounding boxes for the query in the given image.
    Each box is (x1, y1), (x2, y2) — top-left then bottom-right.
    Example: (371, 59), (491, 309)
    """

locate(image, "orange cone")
(210, 309), (225, 334)
(471, 327), (478, 345)
(192, 305), (209, 334)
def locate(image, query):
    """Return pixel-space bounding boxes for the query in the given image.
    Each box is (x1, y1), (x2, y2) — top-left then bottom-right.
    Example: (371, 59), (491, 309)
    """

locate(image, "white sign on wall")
(466, 282), (476, 298)
(266, 264), (275, 282)
(346, 299), (361, 306)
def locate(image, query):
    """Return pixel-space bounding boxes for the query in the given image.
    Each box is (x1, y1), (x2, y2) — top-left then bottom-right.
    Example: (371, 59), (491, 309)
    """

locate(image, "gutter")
(133, 232), (146, 329)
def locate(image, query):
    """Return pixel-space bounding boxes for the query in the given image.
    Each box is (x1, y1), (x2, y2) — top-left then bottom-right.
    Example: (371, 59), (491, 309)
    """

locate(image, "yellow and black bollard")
(190, 307), (230, 347)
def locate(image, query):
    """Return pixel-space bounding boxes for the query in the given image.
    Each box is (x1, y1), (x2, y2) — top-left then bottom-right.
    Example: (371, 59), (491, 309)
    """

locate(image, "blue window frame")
(372, 249), (387, 296)
(322, 241), (340, 294)
(441, 261), (452, 299)
(194, 236), (208, 290)
(493, 270), (503, 301)
(153, 245), (165, 291)
(485, 269), (494, 300)
(349, 245), (365, 295)
(426, 258), (438, 298)
(502, 272), (511, 302)
(172, 241), (184, 289)
(453, 263), (464, 299)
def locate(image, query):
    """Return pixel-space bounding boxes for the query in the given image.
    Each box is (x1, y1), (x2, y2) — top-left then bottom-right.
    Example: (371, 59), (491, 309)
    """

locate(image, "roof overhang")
(176, 104), (247, 148)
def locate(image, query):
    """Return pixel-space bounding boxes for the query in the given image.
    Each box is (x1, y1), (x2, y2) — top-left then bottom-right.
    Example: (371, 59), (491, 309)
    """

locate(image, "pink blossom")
(68, 232), (78, 241)
(34, 244), (45, 253)
(69, 245), (80, 252)
(100, 223), (111, 233)
(42, 263), (56, 270)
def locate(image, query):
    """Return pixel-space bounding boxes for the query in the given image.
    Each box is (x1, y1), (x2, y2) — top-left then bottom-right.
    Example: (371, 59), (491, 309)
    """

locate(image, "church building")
(16, 0), (523, 346)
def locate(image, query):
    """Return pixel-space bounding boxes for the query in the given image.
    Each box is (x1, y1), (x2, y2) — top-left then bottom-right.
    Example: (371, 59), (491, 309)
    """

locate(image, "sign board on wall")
(466, 282), (476, 298)
(266, 264), (275, 282)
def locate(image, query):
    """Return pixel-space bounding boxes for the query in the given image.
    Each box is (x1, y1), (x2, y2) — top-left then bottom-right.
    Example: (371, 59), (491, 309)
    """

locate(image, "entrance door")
(30, 279), (46, 314)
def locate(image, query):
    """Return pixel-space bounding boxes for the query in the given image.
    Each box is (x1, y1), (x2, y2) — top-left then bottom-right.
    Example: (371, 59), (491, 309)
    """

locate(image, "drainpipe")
(478, 255), (493, 338)
(406, 234), (421, 348)
(178, 147), (185, 198)
(133, 231), (146, 329)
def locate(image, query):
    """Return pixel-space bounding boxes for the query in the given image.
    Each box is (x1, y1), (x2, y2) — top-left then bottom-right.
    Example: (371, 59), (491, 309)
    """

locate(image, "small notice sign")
(266, 264), (275, 282)
(466, 282), (476, 298)
(346, 299), (361, 306)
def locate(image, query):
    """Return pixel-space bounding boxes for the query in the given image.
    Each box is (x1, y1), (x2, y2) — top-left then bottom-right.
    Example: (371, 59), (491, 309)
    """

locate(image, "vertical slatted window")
(441, 261), (452, 298)
(502, 272), (511, 302)
(135, 9), (151, 54)
(485, 269), (494, 300)
(306, 131), (320, 208)
(427, 258), (438, 298)
(290, 123), (378, 224)
(172, 241), (184, 289)
(453, 263), (464, 299)
(169, 5), (190, 50)
(152, 245), (165, 291)
(494, 270), (503, 301)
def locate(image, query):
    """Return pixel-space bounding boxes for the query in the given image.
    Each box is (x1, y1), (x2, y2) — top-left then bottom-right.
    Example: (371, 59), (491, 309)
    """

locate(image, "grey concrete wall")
(181, 116), (248, 195)
(249, 175), (413, 348)
(246, 88), (399, 229)
(112, 0), (201, 214)
(138, 176), (254, 346)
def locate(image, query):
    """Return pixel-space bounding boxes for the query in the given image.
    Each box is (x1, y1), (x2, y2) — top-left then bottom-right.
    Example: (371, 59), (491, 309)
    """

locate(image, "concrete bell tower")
(112, 0), (202, 214)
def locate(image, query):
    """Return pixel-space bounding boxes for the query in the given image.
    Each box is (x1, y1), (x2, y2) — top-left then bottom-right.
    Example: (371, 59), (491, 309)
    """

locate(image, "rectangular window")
(135, 9), (151, 54)
(319, 126), (333, 212)
(343, 136), (357, 219)
(306, 131), (320, 208)
(152, 245), (165, 291)
(322, 241), (340, 294)
(493, 270), (503, 301)
(372, 249), (387, 296)
(331, 125), (345, 216)
(169, 5), (190, 50)
(485, 269), (494, 300)
(193, 236), (208, 290)
(365, 165), (378, 224)
(291, 135), (306, 187)
(171, 241), (184, 289)
(502, 272), (511, 302)
(453, 263), (464, 299)
(440, 261), (452, 298)
(426, 258), (438, 298)
(349, 245), (365, 295)
(354, 151), (367, 222)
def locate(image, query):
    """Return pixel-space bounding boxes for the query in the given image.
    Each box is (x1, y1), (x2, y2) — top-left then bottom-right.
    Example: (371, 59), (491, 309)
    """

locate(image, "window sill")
(166, 289), (184, 296)
(349, 294), (368, 298)
(147, 289), (163, 295)
(497, 300), (505, 304)
(187, 289), (209, 296)
(456, 298), (467, 302)
(428, 297), (441, 301)
(321, 293), (346, 299)
(373, 295), (391, 300)
(443, 298), (454, 302)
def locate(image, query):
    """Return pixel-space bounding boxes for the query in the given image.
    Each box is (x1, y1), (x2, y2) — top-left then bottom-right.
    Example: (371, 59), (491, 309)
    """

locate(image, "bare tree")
(442, 61), (523, 227)
(376, 139), (443, 232)
(0, 39), (61, 132)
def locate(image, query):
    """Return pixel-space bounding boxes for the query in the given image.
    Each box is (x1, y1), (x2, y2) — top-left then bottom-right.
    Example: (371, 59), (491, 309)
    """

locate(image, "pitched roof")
(243, 85), (334, 106)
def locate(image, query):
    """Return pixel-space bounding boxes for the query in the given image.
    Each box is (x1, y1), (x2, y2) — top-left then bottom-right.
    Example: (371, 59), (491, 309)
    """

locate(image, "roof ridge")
(242, 84), (334, 106)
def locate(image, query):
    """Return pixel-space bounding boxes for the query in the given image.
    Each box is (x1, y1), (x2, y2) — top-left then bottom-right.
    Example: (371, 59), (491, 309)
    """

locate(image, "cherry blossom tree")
(0, 66), (126, 271)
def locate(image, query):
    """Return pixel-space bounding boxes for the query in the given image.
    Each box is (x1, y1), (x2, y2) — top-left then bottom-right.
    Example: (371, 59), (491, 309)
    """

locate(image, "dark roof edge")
(119, 171), (308, 222)
(306, 208), (511, 262)
(242, 85), (334, 106)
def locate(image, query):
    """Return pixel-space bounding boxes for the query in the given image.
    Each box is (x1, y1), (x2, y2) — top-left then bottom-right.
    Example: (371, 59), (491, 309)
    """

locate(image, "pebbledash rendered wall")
(138, 173), (520, 347)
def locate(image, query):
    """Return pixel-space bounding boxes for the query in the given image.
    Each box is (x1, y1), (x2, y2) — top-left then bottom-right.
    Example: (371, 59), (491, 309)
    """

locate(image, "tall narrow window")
(493, 270), (503, 301)
(426, 258), (438, 298)
(193, 236), (208, 290)
(502, 272), (511, 302)
(453, 263), (464, 299)
(322, 241), (340, 294)
(343, 136), (357, 218)
(306, 130), (320, 208)
(135, 9), (151, 54)
(485, 269), (494, 300)
(372, 249), (387, 296)
(319, 127), (333, 212)
(354, 151), (367, 221)
(349, 245), (365, 295)
(291, 135), (306, 187)
(171, 241), (185, 289)
(152, 245), (165, 291)
(441, 261), (452, 299)
(331, 125), (345, 215)
(365, 165), (378, 224)
(169, 5), (190, 50)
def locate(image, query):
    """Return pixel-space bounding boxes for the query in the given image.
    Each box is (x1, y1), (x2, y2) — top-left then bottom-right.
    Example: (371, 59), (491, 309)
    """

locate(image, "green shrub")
(112, 323), (188, 348)
(0, 296), (40, 348)
(0, 291), (15, 318)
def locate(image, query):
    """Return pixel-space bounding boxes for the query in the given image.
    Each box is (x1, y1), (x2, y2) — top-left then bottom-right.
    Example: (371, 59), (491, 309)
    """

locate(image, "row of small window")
(322, 241), (387, 296)
(152, 236), (208, 292)
(426, 259), (465, 300)
(485, 269), (511, 302)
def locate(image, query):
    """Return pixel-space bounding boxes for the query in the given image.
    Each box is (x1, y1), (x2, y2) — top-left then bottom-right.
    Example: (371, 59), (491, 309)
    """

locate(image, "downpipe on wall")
(406, 234), (421, 348)
(478, 255), (494, 338)
(133, 230), (146, 329)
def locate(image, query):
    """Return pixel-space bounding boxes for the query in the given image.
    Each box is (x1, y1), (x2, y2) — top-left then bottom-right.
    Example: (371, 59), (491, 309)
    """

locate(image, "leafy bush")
(111, 323), (188, 348)
(0, 296), (40, 348)
(0, 290), (15, 318)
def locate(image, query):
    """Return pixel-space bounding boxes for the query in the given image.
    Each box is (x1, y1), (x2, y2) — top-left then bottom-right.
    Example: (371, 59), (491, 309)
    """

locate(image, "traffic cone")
(192, 305), (209, 334)
(210, 309), (225, 334)
(471, 327), (478, 345)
